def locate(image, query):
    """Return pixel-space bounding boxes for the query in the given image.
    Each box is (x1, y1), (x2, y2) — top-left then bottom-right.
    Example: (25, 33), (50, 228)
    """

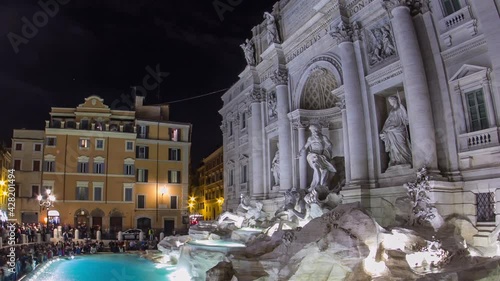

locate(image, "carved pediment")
(239, 154), (249, 162)
(449, 64), (489, 83)
(226, 160), (235, 168)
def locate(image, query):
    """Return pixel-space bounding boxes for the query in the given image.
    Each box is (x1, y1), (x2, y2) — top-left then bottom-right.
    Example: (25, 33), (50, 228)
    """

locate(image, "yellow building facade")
(40, 95), (191, 236)
(10, 129), (44, 223)
(190, 146), (223, 221)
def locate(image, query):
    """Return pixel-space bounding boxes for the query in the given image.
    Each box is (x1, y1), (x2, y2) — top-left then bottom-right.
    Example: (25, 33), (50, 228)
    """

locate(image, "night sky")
(0, 0), (274, 166)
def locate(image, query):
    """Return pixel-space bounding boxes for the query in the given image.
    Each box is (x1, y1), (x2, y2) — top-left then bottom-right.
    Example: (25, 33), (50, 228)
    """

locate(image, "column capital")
(330, 21), (360, 44)
(271, 69), (288, 86)
(291, 119), (309, 130)
(248, 88), (265, 103)
(382, 0), (429, 16)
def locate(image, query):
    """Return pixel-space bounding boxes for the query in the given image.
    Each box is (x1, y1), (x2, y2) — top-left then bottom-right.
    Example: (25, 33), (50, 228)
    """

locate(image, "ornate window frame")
(449, 65), (495, 134)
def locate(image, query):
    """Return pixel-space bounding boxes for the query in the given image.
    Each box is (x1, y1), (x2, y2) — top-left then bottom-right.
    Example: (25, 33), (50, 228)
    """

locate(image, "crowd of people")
(0, 221), (160, 281)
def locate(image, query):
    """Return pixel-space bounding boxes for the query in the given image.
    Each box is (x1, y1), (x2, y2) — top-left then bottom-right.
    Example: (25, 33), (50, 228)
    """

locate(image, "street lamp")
(37, 189), (56, 227)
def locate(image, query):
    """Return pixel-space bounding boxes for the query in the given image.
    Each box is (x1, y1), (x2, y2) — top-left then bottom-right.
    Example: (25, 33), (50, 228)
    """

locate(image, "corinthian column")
(330, 22), (368, 185)
(382, 0), (438, 170)
(249, 89), (265, 198)
(271, 69), (293, 191)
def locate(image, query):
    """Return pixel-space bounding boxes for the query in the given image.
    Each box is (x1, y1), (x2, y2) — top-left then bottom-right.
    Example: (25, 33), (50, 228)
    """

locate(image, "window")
(137, 169), (149, 182)
(136, 146), (149, 159)
(76, 186), (89, 200)
(138, 195), (145, 209)
(125, 141), (134, 151)
(44, 160), (55, 172)
(441, 0), (461, 16)
(168, 148), (181, 161)
(46, 137), (57, 147)
(31, 185), (39, 198)
(169, 128), (181, 141)
(125, 187), (133, 202)
(96, 139), (105, 150)
(33, 160), (41, 172)
(466, 89), (489, 132)
(476, 192), (495, 222)
(229, 169), (234, 186)
(94, 162), (105, 174)
(170, 196), (178, 209)
(34, 143), (42, 152)
(81, 119), (90, 130)
(94, 187), (102, 201)
(15, 143), (23, 151)
(124, 164), (135, 175)
(241, 165), (248, 183)
(14, 160), (21, 171)
(78, 162), (89, 173)
(79, 138), (90, 149)
(95, 122), (104, 131)
(137, 125), (149, 139)
(168, 170), (181, 184)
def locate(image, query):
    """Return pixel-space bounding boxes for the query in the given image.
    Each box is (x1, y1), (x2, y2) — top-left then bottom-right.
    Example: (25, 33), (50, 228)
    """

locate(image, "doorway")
(137, 217), (152, 232)
(163, 219), (175, 236)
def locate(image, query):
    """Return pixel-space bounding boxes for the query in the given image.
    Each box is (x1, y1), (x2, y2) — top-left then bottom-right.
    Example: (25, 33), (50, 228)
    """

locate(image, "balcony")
(458, 127), (500, 153)
(439, 6), (474, 34)
(45, 120), (136, 133)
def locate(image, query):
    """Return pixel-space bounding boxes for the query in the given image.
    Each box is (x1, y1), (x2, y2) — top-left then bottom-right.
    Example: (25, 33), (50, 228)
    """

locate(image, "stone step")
(473, 234), (491, 247)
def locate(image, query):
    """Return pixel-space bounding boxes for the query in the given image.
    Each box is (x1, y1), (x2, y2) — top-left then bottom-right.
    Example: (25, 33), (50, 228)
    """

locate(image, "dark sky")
(0, 0), (274, 166)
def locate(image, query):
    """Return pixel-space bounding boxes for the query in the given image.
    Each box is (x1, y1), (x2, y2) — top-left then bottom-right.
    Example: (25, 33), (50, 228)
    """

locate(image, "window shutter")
(136, 146), (139, 158)
(177, 149), (181, 161)
(177, 171), (181, 183)
(145, 126), (150, 138)
(145, 169), (149, 182)
(135, 170), (139, 181)
(123, 164), (127, 175)
(145, 146), (149, 159)
(168, 171), (171, 183)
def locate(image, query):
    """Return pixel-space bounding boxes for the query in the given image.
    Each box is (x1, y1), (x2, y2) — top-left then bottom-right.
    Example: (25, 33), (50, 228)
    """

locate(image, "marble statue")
(218, 194), (264, 228)
(404, 167), (444, 231)
(268, 90), (277, 118)
(240, 39), (255, 66)
(379, 95), (412, 167)
(264, 12), (280, 45)
(297, 125), (336, 190)
(271, 142), (280, 186)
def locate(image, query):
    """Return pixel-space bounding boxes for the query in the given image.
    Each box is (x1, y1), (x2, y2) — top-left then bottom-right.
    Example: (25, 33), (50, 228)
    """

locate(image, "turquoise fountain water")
(23, 254), (176, 281)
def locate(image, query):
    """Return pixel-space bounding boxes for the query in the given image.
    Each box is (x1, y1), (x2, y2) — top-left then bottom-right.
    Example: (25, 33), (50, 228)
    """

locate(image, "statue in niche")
(240, 39), (255, 66)
(264, 12), (280, 45)
(379, 95), (412, 167)
(297, 125), (336, 190)
(268, 91), (277, 118)
(368, 23), (396, 66)
(271, 142), (280, 186)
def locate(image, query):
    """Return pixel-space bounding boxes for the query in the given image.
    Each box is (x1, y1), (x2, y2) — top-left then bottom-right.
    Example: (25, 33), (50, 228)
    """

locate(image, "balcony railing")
(46, 120), (136, 133)
(459, 127), (500, 152)
(439, 6), (473, 34)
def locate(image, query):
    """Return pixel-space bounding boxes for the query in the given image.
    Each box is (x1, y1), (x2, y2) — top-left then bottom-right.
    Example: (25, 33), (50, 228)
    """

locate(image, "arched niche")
(294, 55), (343, 110)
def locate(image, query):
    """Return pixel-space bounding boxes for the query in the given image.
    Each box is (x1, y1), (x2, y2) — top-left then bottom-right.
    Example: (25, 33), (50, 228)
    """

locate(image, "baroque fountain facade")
(157, 0), (500, 280)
